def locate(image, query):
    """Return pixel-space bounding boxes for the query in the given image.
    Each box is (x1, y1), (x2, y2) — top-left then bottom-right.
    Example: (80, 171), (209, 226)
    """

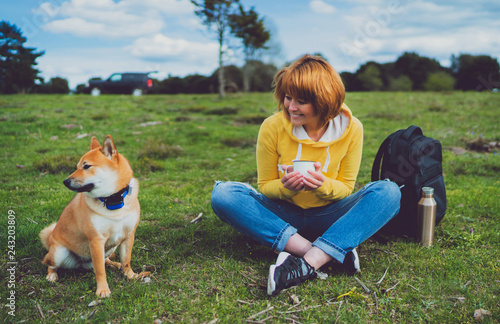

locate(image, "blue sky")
(3, 0), (500, 89)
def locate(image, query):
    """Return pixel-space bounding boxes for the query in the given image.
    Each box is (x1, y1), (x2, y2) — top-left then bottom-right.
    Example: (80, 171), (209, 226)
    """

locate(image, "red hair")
(273, 54), (345, 126)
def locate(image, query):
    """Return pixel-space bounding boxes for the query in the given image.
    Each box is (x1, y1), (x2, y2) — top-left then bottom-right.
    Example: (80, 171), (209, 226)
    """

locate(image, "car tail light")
(147, 79), (153, 88)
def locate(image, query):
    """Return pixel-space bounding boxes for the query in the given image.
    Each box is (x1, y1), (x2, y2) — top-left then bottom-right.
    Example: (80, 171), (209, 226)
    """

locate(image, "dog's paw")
(137, 271), (150, 279)
(46, 272), (59, 282)
(96, 286), (111, 298)
(125, 271), (150, 280)
(105, 259), (122, 269)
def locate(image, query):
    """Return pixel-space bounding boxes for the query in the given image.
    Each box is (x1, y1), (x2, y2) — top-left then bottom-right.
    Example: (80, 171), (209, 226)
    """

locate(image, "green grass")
(1, 92), (499, 323)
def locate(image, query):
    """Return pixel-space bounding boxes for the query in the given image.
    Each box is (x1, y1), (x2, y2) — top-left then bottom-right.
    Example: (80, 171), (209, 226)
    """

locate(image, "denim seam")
(313, 237), (347, 262)
(272, 223), (297, 252)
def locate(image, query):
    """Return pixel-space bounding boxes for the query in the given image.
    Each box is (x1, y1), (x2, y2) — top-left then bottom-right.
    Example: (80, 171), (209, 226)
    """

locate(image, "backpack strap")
(371, 126), (422, 182)
(371, 136), (391, 181)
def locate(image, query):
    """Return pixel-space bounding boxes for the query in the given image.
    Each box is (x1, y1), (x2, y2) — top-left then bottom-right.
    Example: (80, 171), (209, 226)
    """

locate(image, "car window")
(110, 74), (122, 82)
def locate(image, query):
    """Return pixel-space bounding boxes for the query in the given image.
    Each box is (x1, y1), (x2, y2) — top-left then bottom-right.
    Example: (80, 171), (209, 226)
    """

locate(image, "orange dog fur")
(40, 135), (149, 297)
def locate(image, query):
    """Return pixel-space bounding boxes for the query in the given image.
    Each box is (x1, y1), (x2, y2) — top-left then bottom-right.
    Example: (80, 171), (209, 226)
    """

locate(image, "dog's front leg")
(89, 238), (111, 297)
(120, 231), (137, 279)
(120, 231), (150, 279)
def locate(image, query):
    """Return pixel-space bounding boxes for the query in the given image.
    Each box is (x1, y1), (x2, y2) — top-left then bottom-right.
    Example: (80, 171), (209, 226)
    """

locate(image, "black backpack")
(371, 125), (446, 238)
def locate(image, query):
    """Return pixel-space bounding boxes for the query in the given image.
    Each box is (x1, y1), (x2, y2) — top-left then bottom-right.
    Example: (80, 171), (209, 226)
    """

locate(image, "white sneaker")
(267, 252), (317, 296)
(344, 248), (361, 273)
(274, 252), (290, 267)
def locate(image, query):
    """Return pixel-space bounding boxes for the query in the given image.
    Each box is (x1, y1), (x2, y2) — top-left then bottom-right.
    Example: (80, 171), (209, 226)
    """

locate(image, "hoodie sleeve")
(256, 118), (298, 200)
(313, 120), (363, 201)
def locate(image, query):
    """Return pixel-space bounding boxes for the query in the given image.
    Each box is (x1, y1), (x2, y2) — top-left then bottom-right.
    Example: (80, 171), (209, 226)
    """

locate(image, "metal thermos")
(417, 187), (437, 247)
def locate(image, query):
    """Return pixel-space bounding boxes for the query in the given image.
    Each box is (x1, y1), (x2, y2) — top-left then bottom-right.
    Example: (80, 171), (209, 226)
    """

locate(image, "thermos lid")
(422, 187), (434, 195)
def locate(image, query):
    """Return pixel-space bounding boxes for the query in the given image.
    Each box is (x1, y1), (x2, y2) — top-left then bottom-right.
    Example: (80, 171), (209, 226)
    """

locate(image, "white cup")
(292, 160), (316, 177)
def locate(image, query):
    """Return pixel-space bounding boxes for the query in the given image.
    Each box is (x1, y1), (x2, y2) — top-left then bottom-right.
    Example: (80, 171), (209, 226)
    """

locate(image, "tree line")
(1, 20), (499, 95)
(341, 52), (500, 92)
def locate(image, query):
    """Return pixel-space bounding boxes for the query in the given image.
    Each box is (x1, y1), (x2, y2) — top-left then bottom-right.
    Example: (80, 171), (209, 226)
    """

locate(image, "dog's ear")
(90, 137), (101, 150)
(101, 135), (117, 161)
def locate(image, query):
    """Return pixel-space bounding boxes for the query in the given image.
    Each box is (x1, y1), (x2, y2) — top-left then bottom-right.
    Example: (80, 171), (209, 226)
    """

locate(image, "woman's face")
(284, 94), (321, 131)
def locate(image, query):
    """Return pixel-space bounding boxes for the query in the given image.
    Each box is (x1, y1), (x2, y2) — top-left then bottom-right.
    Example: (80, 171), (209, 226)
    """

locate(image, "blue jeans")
(211, 180), (401, 264)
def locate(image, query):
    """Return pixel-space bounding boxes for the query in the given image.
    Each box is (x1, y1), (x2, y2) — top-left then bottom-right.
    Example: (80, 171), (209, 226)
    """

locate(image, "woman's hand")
(280, 164), (305, 191)
(280, 162), (324, 191)
(303, 162), (325, 191)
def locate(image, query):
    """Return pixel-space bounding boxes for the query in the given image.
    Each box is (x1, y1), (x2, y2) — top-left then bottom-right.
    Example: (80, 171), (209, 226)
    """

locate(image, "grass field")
(0, 92), (499, 323)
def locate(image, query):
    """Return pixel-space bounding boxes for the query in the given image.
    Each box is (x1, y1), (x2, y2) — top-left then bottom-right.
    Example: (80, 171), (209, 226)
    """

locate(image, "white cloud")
(309, 0), (336, 14)
(36, 0), (194, 38)
(31, 0), (218, 88)
(127, 34), (219, 62)
(121, 0), (195, 15)
(43, 17), (163, 38)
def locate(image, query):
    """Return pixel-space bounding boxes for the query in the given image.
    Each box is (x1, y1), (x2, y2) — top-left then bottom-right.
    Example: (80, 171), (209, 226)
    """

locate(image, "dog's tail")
(39, 223), (56, 250)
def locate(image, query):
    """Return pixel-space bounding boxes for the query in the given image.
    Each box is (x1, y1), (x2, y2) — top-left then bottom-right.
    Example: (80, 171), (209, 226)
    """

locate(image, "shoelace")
(281, 257), (313, 283)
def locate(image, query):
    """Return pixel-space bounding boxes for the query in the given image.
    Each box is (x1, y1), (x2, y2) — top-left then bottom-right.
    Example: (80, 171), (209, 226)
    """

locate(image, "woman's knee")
(212, 181), (249, 201)
(367, 180), (401, 208)
(211, 181), (254, 213)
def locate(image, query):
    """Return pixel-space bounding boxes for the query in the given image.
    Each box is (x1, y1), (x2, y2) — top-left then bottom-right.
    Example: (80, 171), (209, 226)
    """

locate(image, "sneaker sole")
(267, 252), (291, 296)
(352, 249), (361, 273)
(267, 264), (277, 296)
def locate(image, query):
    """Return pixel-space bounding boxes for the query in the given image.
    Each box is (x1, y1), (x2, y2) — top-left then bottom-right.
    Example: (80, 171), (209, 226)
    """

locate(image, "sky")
(3, 0), (500, 89)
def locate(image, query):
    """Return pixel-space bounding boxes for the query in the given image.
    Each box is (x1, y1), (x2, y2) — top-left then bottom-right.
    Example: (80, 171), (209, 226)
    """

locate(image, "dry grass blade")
(36, 303), (45, 319)
(373, 291), (379, 308)
(376, 267), (389, 286)
(280, 304), (321, 314)
(334, 300), (344, 324)
(354, 276), (371, 293)
(190, 213), (203, 223)
(237, 299), (254, 305)
(407, 283), (420, 292)
(385, 281), (400, 293)
(247, 306), (274, 321)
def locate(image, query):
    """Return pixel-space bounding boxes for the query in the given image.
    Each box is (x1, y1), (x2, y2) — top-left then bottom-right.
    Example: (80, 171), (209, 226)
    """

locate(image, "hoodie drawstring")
(322, 147), (330, 173)
(295, 143), (302, 161)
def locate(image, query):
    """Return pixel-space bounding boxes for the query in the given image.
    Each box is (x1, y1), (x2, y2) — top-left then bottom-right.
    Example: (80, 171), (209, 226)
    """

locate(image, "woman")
(211, 54), (401, 296)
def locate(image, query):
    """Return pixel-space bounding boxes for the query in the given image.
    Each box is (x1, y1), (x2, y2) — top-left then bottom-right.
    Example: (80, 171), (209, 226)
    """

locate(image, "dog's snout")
(63, 178), (95, 193)
(63, 178), (72, 188)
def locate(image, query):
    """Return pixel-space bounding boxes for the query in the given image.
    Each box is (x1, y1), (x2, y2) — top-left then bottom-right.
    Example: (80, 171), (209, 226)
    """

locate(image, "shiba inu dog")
(40, 135), (149, 297)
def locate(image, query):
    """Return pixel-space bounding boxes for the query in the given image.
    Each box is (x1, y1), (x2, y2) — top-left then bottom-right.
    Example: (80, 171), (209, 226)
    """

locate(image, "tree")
(211, 64), (243, 93)
(0, 21), (44, 94)
(394, 52), (446, 90)
(229, 4), (270, 92)
(341, 72), (360, 92)
(356, 62), (383, 91)
(154, 76), (187, 94)
(36, 77), (70, 94)
(76, 84), (86, 94)
(424, 72), (455, 91)
(245, 60), (277, 92)
(184, 74), (214, 93)
(257, 18), (284, 67)
(387, 75), (413, 91)
(191, 0), (241, 98)
(452, 54), (500, 91)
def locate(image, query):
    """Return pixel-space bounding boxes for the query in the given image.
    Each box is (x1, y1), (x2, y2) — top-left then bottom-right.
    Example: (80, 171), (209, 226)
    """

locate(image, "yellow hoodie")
(256, 104), (363, 209)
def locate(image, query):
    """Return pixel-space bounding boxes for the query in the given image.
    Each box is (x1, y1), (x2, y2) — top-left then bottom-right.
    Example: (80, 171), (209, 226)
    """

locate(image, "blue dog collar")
(99, 180), (133, 210)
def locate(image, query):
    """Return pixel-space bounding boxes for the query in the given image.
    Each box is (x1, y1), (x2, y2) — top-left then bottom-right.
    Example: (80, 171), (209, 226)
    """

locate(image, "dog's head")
(63, 135), (133, 198)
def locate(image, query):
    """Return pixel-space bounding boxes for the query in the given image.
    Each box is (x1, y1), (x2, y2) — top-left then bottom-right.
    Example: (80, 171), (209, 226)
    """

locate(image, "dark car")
(84, 72), (154, 96)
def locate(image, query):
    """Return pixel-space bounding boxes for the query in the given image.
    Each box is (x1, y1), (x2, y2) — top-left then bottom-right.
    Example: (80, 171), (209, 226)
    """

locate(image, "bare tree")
(229, 5), (270, 92)
(191, 0), (241, 98)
